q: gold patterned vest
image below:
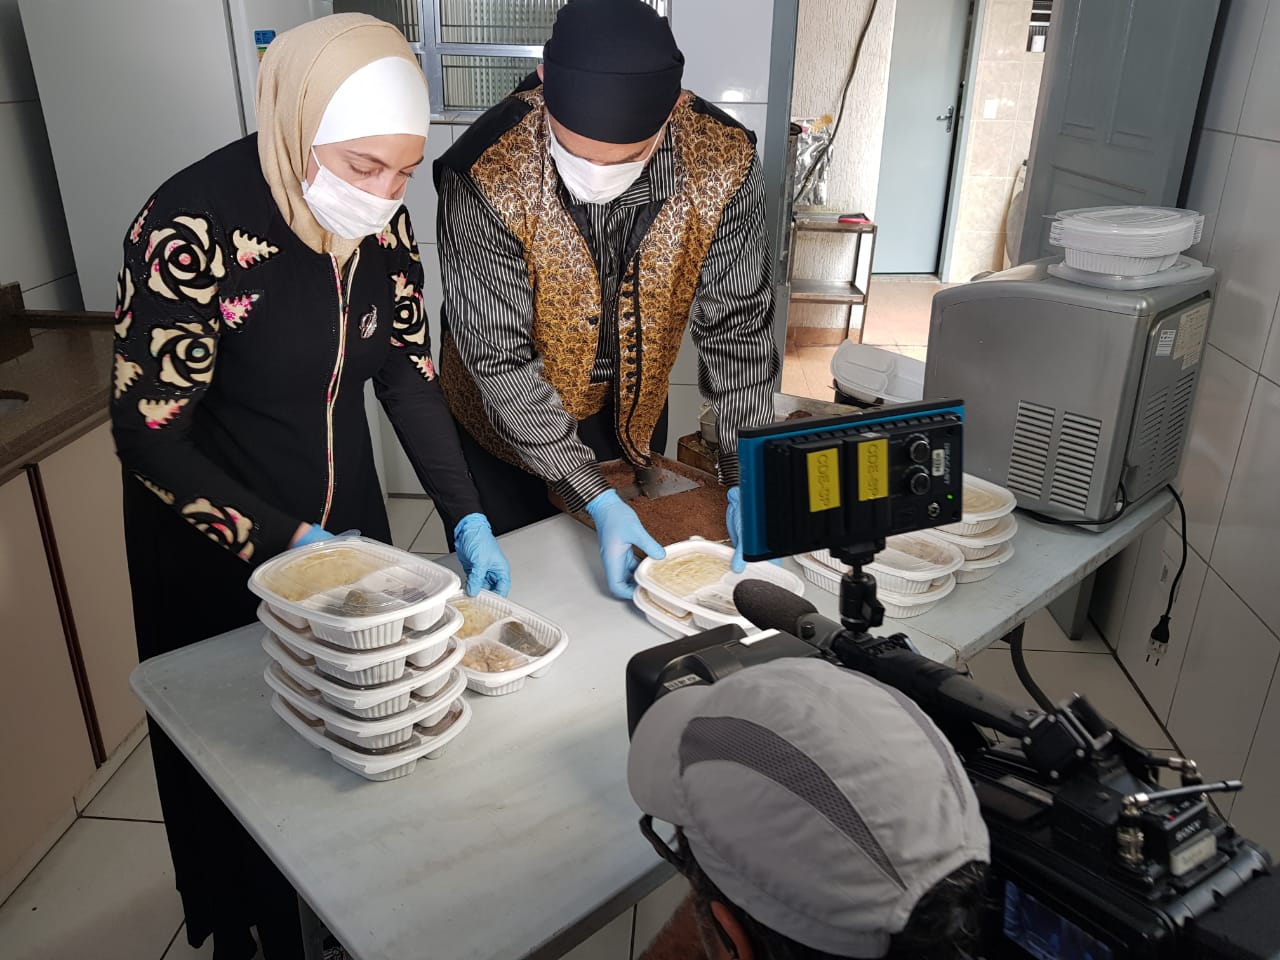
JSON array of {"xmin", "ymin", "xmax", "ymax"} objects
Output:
[{"xmin": 439, "ymin": 87, "xmax": 756, "ymax": 470}]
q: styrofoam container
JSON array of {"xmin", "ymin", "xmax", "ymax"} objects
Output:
[
  {"xmin": 248, "ymin": 537, "xmax": 460, "ymax": 650},
  {"xmin": 265, "ymin": 661, "xmax": 466, "ymax": 751},
  {"xmin": 272, "ymin": 694, "xmax": 472, "ymax": 781},
  {"xmin": 954, "ymin": 540, "xmax": 1016, "ymax": 583},
  {"xmin": 633, "ymin": 587, "xmax": 698, "ymax": 639},
  {"xmin": 452, "ymin": 592, "xmax": 570, "ymax": 696},
  {"xmin": 924, "ymin": 513, "xmax": 1018, "ymax": 560},
  {"xmin": 830, "ymin": 342, "xmax": 924, "ymax": 405},
  {"xmin": 258, "ymin": 602, "xmax": 461, "ymax": 686},
  {"xmin": 634, "ymin": 539, "xmax": 806, "ymax": 631},
  {"xmin": 938, "ymin": 475, "xmax": 1017, "ymax": 536},
  {"xmin": 1063, "ymin": 248, "xmax": 1179, "ymax": 276},
  {"xmin": 878, "ymin": 575, "xmax": 956, "ymax": 619},
  {"xmin": 261, "ymin": 631, "xmax": 465, "ymax": 719}
]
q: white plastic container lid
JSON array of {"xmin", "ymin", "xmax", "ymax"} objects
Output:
[
  {"xmin": 248, "ymin": 537, "xmax": 459, "ymax": 639},
  {"xmin": 1049, "ymin": 206, "xmax": 1204, "ymax": 256},
  {"xmin": 926, "ymin": 513, "xmax": 1019, "ymax": 551},
  {"xmin": 878, "ymin": 573, "xmax": 956, "ymax": 607},
  {"xmin": 257, "ymin": 602, "xmax": 461, "ymax": 673},
  {"xmin": 634, "ymin": 539, "xmax": 805, "ymax": 631},
  {"xmin": 830, "ymin": 342, "xmax": 924, "ymax": 405}
]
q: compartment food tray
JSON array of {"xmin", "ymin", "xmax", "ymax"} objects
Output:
[
  {"xmin": 924, "ymin": 513, "xmax": 1018, "ymax": 560},
  {"xmin": 811, "ymin": 534, "xmax": 964, "ymax": 595},
  {"xmin": 261, "ymin": 631, "xmax": 464, "ymax": 718},
  {"xmin": 272, "ymin": 693, "xmax": 472, "ymax": 781},
  {"xmin": 954, "ymin": 541, "xmax": 1016, "ymax": 583},
  {"xmin": 634, "ymin": 539, "xmax": 805, "ymax": 630},
  {"xmin": 249, "ymin": 536, "xmax": 459, "ymax": 650},
  {"xmin": 878, "ymin": 575, "xmax": 956, "ymax": 619},
  {"xmin": 633, "ymin": 587, "xmax": 698, "ymax": 639},
  {"xmin": 937, "ymin": 475, "xmax": 1017, "ymax": 536},
  {"xmin": 258, "ymin": 602, "xmax": 461, "ymax": 685},
  {"xmin": 452, "ymin": 592, "xmax": 570, "ymax": 696}
]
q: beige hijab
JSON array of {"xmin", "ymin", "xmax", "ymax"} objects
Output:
[{"xmin": 256, "ymin": 13, "xmax": 422, "ymax": 263}]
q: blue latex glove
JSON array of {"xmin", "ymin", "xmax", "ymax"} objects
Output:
[
  {"xmin": 585, "ymin": 490, "xmax": 666, "ymax": 600},
  {"xmin": 293, "ymin": 524, "xmax": 334, "ymax": 548},
  {"xmin": 726, "ymin": 485, "xmax": 746, "ymax": 573},
  {"xmin": 454, "ymin": 513, "xmax": 511, "ymax": 597}
]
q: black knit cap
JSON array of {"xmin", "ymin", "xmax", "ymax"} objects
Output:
[{"xmin": 542, "ymin": 0, "xmax": 685, "ymax": 144}]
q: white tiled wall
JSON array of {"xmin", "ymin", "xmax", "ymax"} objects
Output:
[
  {"xmin": 1093, "ymin": 0, "xmax": 1280, "ymax": 852},
  {"xmin": 0, "ymin": 0, "xmax": 80, "ymax": 309}
]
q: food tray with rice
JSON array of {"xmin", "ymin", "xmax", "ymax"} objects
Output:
[
  {"xmin": 451, "ymin": 593, "xmax": 570, "ymax": 696},
  {"xmin": 248, "ymin": 537, "xmax": 459, "ymax": 650}
]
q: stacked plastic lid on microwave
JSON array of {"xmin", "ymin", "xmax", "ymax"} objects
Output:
[
  {"xmin": 631, "ymin": 538, "xmax": 806, "ymax": 639},
  {"xmin": 794, "ymin": 475, "xmax": 1018, "ymax": 616},
  {"xmin": 249, "ymin": 537, "xmax": 471, "ymax": 782},
  {"xmin": 1047, "ymin": 206, "xmax": 1212, "ymax": 290}
]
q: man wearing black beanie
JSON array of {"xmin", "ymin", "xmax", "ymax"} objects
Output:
[{"xmin": 435, "ymin": 0, "xmax": 779, "ymax": 601}]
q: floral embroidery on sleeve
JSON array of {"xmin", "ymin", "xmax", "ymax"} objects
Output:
[
  {"xmin": 150, "ymin": 321, "xmax": 217, "ymax": 388},
  {"xmin": 133, "ymin": 474, "xmax": 175, "ymax": 505},
  {"xmin": 129, "ymin": 199, "xmax": 154, "ymax": 244},
  {"xmin": 138, "ymin": 397, "xmax": 188, "ymax": 429},
  {"xmin": 145, "ymin": 215, "xmax": 226, "ymax": 304},
  {"xmin": 114, "ymin": 354, "xmax": 142, "ymax": 399},
  {"xmin": 390, "ymin": 271, "xmax": 427, "ymax": 347},
  {"xmin": 232, "ymin": 230, "xmax": 279, "ymax": 269},
  {"xmin": 219, "ymin": 292, "xmax": 261, "ymax": 331},
  {"xmin": 181, "ymin": 497, "xmax": 256, "ymax": 560},
  {"xmin": 408, "ymin": 355, "xmax": 436, "ymax": 381},
  {"xmin": 114, "ymin": 268, "xmax": 135, "ymax": 339}
]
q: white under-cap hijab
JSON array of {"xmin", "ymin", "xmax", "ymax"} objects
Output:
[{"xmin": 312, "ymin": 55, "xmax": 431, "ymax": 146}]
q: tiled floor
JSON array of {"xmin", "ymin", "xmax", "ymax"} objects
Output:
[
  {"xmin": 785, "ymin": 276, "xmax": 951, "ymax": 401},
  {"xmin": 0, "ymin": 508, "xmax": 1175, "ymax": 959}
]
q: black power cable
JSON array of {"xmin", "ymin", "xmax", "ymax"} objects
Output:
[
  {"xmin": 1018, "ymin": 480, "xmax": 1130, "ymax": 528},
  {"xmin": 1148, "ymin": 484, "xmax": 1189, "ymax": 665},
  {"xmin": 1009, "ymin": 626, "xmax": 1054, "ymax": 712}
]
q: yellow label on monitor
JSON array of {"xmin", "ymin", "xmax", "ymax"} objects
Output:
[
  {"xmin": 858, "ymin": 439, "xmax": 889, "ymax": 501},
  {"xmin": 806, "ymin": 448, "xmax": 841, "ymax": 513}
]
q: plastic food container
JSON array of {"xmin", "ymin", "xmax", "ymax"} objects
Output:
[
  {"xmin": 1062, "ymin": 248, "xmax": 1179, "ymax": 276},
  {"xmin": 248, "ymin": 537, "xmax": 460, "ymax": 650},
  {"xmin": 795, "ymin": 552, "xmax": 843, "ymax": 595},
  {"xmin": 633, "ymin": 587, "xmax": 698, "ymax": 639},
  {"xmin": 830, "ymin": 342, "xmax": 925, "ymax": 405},
  {"xmin": 937, "ymin": 475, "xmax": 1017, "ymax": 536},
  {"xmin": 925, "ymin": 513, "xmax": 1018, "ymax": 560},
  {"xmin": 451, "ymin": 592, "xmax": 570, "ymax": 696},
  {"xmin": 1049, "ymin": 207, "xmax": 1203, "ymax": 255},
  {"xmin": 634, "ymin": 539, "xmax": 805, "ymax": 631},
  {"xmin": 954, "ymin": 540, "xmax": 1016, "ymax": 583},
  {"xmin": 265, "ymin": 660, "xmax": 465, "ymax": 752},
  {"xmin": 878, "ymin": 575, "xmax": 956, "ymax": 619},
  {"xmin": 809, "ymin": 535, "xmax": 964, "ymax": 595},
  {"xmin": 261, "ymin": 631, "xmax": 465, "ymax": 719},
  {"xmin": 1047, "ymin": 256, "xmax": 1215, "ymax": 290},
  {"xmin": 258, "ymin": 602, "xmax": 461, "ymax": 686},
  {"xmin": 272, "ymin": 693, "xmax": 472, "ymax": 781}
]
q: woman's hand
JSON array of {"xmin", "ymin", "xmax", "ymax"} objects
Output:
[{"xmin": 454, "ymin": 513, "xmax": 511, "ymax": 596}]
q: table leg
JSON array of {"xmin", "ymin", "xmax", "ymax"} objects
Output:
[
  {"xmin": 1047, "ymin": 572, "xmax": 1098, "ymax": 642},
  {"xmin": 299, "ymin": 897, "xmax": 349, "ymax": 960}
]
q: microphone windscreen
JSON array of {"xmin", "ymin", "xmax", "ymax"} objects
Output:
[{"xmin": 733, "ymin": 579, "xmax": 818, "ymax": 635}]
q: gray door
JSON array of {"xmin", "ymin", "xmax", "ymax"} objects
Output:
[
  {"xmin": 875, "ymin": 0, "xmax": 972, "ymax": 274},
  {"xmin": 1016, "ymin": 0, "xmax": 1221, "ymax": 263}
]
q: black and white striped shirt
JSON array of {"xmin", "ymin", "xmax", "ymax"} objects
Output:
[{"xmin": 437, "ymin": 126, "xmax": 779, "ymax": 512}]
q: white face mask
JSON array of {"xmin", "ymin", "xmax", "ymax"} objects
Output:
[
  {"xmin": 302, "ymin": 152, "xmax": 402, "ymax": 240},
  {"xmin": 548, "ymin": 124, "xmax": 663, "ymax": 205}
]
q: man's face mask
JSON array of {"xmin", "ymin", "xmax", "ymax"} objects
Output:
[
  {"xmin": 302, "ymin": 150, "xmax": 402, "ymax": 240},
  {"xmin": 548, "ymin": 121, "xmax": 664, "ymax": 205}
]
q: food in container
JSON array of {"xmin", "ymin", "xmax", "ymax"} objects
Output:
[
  {"xmin": 633, "ymin": 587, "xmax": 698, "ymax": 639},
  {"xmin": 877, "ymin": 575, "xmax": 956, "ymax": 619},
  {"xmin": 936, "ymin": 475, "xmax": 1017, "ymax": 536},
  {"xmin": 925, "ymin": 513, "xmax": 1018, "ymax": 560},
  {"xmin": 648, "ymin": 553, "xmax": 732, "ymax": 597},
  {"xmin": 248, "ymin": 537, "xmax": 460, "ymax": 650},
  {"xmin": 954, "ymin": 540, "xmax": 1016, "ymax": 583},
  {"xmin": 810, "ymin": 534, "xmax": 964, "ymax": 595},
  {"xmin": 449, "ymin": 591, "xmax": 570, "ymax": 696},
  {"xmin": 453, "ymin": 598, "xmax": 502, "ymax": 639}
]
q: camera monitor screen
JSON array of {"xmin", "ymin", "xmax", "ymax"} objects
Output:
[{"xmin": 1003, "ymin": 881, "xmax": 1113, "ymax": 960}]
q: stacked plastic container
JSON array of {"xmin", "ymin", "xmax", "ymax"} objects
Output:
[
  {"xmin": 450, "ymin": 591, "xmax": 570, "ymax": 696},
  {"xmin": 795, "ymin": 534, "xmax": 964, "ymax": 618},
  {"xmin": 249, "ymin": 537, "xmax": 472, "ymax": 781},
  {"xmin": 1047, "ymin": 206, "xmax": 1211, "ymax": 290},
  {"xmin": 829, "ymin": 342, "xmax": 925, "ymax": 407},
  {"xmin": 920, "ymin": 475, "xmax": 1018, "ymax": 583},
  {"xmin": 631, "ymin": 539, "xmax": 806, "ymax": 639}
]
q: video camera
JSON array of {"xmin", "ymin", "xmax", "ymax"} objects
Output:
[{"xmin": 626, "ymin": 401, "xmax": 1278, "ymax": 960}]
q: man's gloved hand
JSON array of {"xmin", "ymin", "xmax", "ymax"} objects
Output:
[
  {"xmin": 585, "ymin": 490, "xmax": 666, "ymax": 600},
  {"xmin": 292, "ymin": 523, "xmax": 334, "ymax": 548},
  {"xmin": 726, "ymin": 485, "xmax": 745, "ymax": 573},
  {"xmin": 454, "ymin": 513, "xmax": 511, "ymax": 597}
]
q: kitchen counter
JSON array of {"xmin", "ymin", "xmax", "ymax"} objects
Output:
[
  {"xmin": 131, "ymin": 496, "xmax": 1170, "ymax": 960},
  {"xmin": 0, "ymin": 324, "xmax": 112, "ymax": 485}
]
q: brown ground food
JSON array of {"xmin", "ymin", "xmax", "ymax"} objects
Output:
[{"xmin": 553, "ymin": 456, "xmax": 729, "ymax": 545}]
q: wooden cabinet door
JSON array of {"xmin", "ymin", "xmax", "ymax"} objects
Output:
[
  {"xmin": 0, "ymin": 473, "xmax": 95, "ymax": 881},
  {"xmin": 38, "ymin": 423, "xmax": 143, "ymax": 756}
]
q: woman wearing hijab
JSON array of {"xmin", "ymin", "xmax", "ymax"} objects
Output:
[{"xmin": 109, "ymin": 15, "xmax": 507, "ymax": 957}]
